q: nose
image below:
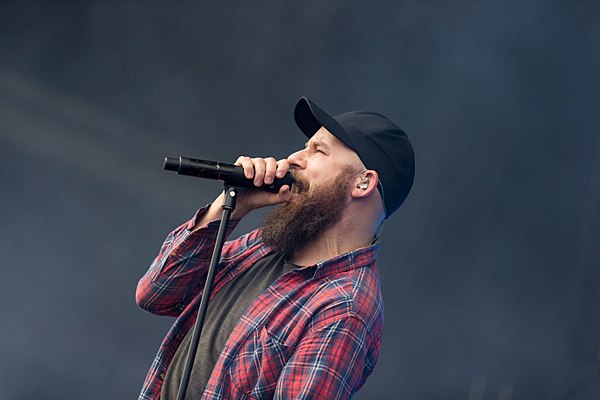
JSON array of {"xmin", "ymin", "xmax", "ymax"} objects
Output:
[{"xmin": 287, "ymin": 147, "xmax": 307, "ymax": 169}]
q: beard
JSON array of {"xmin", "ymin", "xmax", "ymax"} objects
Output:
[{"xmin": 260, "ymin": 168, "xmax": 355, "ymax": 256}]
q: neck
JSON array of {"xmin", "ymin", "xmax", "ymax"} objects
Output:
[{"xmin": 287, "ymin": 212, "xmax": 375, "ymax": 266}]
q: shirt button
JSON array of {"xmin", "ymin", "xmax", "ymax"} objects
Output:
[{"xmin": 160, "ymin": 373, "xmax": 165, "ymax": 380}]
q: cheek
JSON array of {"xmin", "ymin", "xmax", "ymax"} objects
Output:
[{"xmin": 305, "ymin": 157, "xmax": 332, "ymax": 176}]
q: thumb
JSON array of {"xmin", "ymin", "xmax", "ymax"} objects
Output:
[
  {"xmin": 236, "ymin": 184, "xmax": 292, "ymax": 215},
  {"xmin": 255, "ymin": 184, "xmax": 292, "ymax": 208}
]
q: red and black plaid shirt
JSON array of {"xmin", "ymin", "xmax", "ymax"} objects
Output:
[{"xmin": 136, "ymin": 206, "xmax": 384, "ymax": 399}]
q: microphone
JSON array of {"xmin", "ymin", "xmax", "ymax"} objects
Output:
[{"xmin": 163, "ymin": 156, "xmax": 293, "ymax": 193}]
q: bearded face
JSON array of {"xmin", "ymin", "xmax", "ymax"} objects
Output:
[{"xmin": 260, "ymin": 167, "xmax": 355, "ymax": 256}]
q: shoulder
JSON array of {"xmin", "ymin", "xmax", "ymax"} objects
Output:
[{"xmin": 309, "ymin": 263, "xmax": 384, "ymax": 339}]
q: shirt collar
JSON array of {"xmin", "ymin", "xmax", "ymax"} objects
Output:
[{"xmin": 294, "ymin": 242, "xmax": 379, "ymax": 279}]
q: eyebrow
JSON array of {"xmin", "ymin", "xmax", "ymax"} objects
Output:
[{"xmin": 305, "ymin": 138, "xmax": 330, "ymax": 149}]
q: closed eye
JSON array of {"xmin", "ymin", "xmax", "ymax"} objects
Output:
[{"xmin": 305, "ymin": 139, "xmax": 329, "ymax": 155}]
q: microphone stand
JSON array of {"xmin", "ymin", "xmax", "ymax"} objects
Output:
[{"xmin": 175, "ymin": 185, "xmax": 238, "ymax": 400}]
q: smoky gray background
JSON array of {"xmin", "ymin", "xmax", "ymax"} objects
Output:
[{"xmin": 1, "ymin": 1, "xmax": 599, "ymax": 399}]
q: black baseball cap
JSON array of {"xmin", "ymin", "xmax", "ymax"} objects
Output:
[{"xmin": 294, "ymin": 96, "xmax": 415, "ymax": 218}]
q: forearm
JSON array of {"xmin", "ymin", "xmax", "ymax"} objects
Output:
[
  {"xmin": 136, "ymin": 206, "xmax": 232, "ymax": 315},
  {"xmin": 190, "ymin": 191, "xmax": 254, "ymax": 232}
]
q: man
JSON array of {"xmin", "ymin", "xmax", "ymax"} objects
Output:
[{"xmin": 136, "ymin": 97, "xmax": 415, "ymax": 399}]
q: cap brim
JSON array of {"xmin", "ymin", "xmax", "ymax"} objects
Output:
[{"xmin": 293, "ymin": 97, "xmax": 357, "ymax": 152}]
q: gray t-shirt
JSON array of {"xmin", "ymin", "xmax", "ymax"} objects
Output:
[{"xmin": 161, "ymin": 252, "xmax": 295, "ymax": 399}]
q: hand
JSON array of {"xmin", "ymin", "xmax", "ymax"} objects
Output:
[
  {"xmin": 233, "ymin": 156, "xmax": 292, "ymax": 216},
  {"xmin": 193, "ymin": 156, "xmax": 292, "ymax": 230}
]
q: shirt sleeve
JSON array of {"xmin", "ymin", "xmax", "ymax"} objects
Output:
[
  {"xmin": 274, "ymin": 315, "xmax": 377, "ymax": 400},
  {"xmin": 135, "ymin": 205, "xmax": 248, "ymax": 316}
]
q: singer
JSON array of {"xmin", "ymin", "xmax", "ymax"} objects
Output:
[{"xmin": 136, "ymin": 97, "xmax": 415, "ymax": 400}]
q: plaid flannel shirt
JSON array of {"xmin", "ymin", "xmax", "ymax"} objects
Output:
[{"xmin": 136, "ymin": 205, "xmax": 384, "ymax": 400}]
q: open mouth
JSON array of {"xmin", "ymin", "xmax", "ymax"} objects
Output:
[{"xmin": 291, "ymin": 174, "xmax": 308, "ymax": 195}]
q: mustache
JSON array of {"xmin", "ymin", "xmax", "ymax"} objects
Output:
[{"xmin": 290, "ymin": 170, "xmax": 309, "ymax": 194}]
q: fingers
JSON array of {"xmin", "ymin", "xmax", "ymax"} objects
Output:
[
  {"xmin": 235, "ymin": 156, "xmax": 290, "ymax": 188},
  {"xmin": 252, "ymin": 158, "xmax": 267, "ymax": 186},
  {"xmin": 275, "ymin": 159, "xmax": 290, "ymax": 179},
  {"xmin": 236, "ymin": 156, "xmax": 255, "ymax": 180}
]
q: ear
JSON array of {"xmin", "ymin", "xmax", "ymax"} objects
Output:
[{"xmin": 351, "ymin": 170, "xmax": 379, "ymax": 199}]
